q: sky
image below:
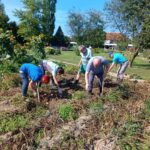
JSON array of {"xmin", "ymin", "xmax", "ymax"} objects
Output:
[{"xmin": 2, "ymin": 0, "xmax": 110, "ymax": 35}]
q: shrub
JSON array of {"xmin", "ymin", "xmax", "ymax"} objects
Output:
[
  {"xmin": 0, "ymin": 73, "xmax": 21, "ymax": 91},
  {"xmin": 45, "ymin": 46, "xmax": 61, "ymax": 55},
  {"xmin": 59, "ymin": 104, "xmax": 77, "ymax": 121},
  {"xmin": 0, "ymin": 29, "xmax": 16, "ymax": 59},
  {"xmin": 45, "ymin": 46, "xmax": 55, "ymax": 55},
  {"xmin": 27, "ymin": 35, "xmax": 45, "ymax": 60}
]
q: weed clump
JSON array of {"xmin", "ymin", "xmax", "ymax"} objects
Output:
[
  {"xmin": 59, "ymin": 104, "xmax": 77, "ymax": 121},
  {"xmin": 72, "ymin": 91, "xmax": 86, "ymax": 100},
  {"xmin": 0, "ymin": 114, "xmax": 29, "ymax": 134}
]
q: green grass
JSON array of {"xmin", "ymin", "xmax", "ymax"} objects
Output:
[
  {"xmin": 47, "ymin": 50, "xmax": 150, "ymax": 80},
  {"xmin": 0, "ymin": 114, "xmax": 29, "ymax": 134}
]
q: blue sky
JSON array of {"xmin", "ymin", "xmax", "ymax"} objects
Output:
[{"xmin": 2, "ymin": 0, "xmax": 110, "ymax": 35}]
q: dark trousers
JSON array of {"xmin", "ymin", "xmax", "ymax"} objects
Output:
[
  {"xmin": 19, "ymin": 72, "xmax": 29, "ymax": 96},
  {"xmin": 88, "ymin": 71, "xmax": 103, "ymax": 93}
]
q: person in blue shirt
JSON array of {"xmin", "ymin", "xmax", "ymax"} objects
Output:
[
  {"xmin": 19, "ymin": 63, "xmax": 45, "ymax": 97},
  {"xmin": 74, "ymin": 45, "xmax": 93, "ymax": 84},
  {"xmin": 85, "ymin": 56, "xmax": 110, "ymax": 96},
  {"xmin": 108, "ymin": 52, "xmax": 129, "ymax": 82}
]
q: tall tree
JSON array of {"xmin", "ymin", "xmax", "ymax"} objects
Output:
[
  {"xmin": 84, "ymin": 10, "xmax": 105, "ymax": 47},
  {"xmin": 68, "ymin": 11, "xmax": 85, "ymax": 43},
  {"xmin": 68, "ymin": 10, "xmax": 105, "ymax": 47},
  {"xmin": 105, "ymin": 0, "xmax": 150, "ymax": 66},
  {"xmin": 0, "ymin": 0, "xmax": 9, "ymax": 30},
  {"xmin": 52, "ymin": 26, "xmax": 69, "ymax": 46},
  {"xmin": 15, "ymin": 0, "xmax": 57, "ymax": 41}
]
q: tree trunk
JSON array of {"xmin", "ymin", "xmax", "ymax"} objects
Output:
[{"xmin": 129, "ymin": 48, "xmax": 139, "ymax": 67}]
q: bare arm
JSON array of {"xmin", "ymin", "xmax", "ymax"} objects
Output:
[
  {"xmin": 107, "ymin": 62, "xmax": 115, "ymax": 73},
  {"xmin": 53, "ymin": 76, "xmax": 59, "ymax": 87},
  {"xmin": 29, "ymin": 80, "xmax": 37, "ymax": 93},
  {"xmin": 85, "ymin": 72, "xmax": 89, "ymax": 90},
  {"xmin": 104, "ymin": 64, "xmax": 110, "ymax": 78}
]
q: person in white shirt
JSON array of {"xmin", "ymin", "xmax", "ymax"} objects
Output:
[
  {"xmin": 74, "ymin": 45, "xmax": 93, "ymax": 84},
  {"xmin": 40, "ymin": 60, "xmax": 64, "ymax": 96}
]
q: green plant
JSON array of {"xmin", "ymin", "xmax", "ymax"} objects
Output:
[
  {"xmin": 106, "ymin": 90, "xmax": 120, "ymax": 102},
  {"xmin": 59, "ymin": 104, "xmax": 77, "ymax": 121},
  {"xmin": 72, "ymin": 91, "xmax": 86, "ymax": 100},
  {"xmin": 27, "ymin": 35, "xmax": 45, "ymax": 60},
  {"xmin": 0, "ymin": 29, "xmax": 16, "ymax": 59},
  {"xmin": 45, "ymin": 46, "xmax": 55, "ymax": 55},
  {"xmin": 88, "ymin": 101, "xmax": 103, "ymax": 115},
  {"xmin": 0, "ymin": 114, "xmax": 29, "ymax": 134},
  {"xmin": 0, "ymin": 73, "xmax": 21, "ymax": 91}
]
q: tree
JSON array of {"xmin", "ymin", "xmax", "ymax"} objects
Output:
[
  {"xmin": 15, "ymin": 0, "xmax": 57, "ymax": 41},
  {"xmin": 105, "ymin": 0, "xmax": 150, "ymax": 66},
  {"xmin": 68, "ymin": 11, "xmax": 85, "ymax": 43},
  {"xmin": 0, "ymin": 0, "xmax": 9, "ymax": 31},
  {"xmin": 83, "ymin": 10, "xmax": 105, "ymax": 47},
  {"xmin": 68, "ymin": 10, "xmax": 105, "ymax": 47},
  {"xmin": 52, "ymin": 26, "xmax": 69, "ymax": 46}
]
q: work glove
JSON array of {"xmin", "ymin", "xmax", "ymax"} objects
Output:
[{"xmin": 58, "ymin": 87, "xmax": 62, "ymax": 97}]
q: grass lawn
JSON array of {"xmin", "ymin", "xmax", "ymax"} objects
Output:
[{"xmin": 47, "ymin": 50, "xmax": 150, "ymax": 80}]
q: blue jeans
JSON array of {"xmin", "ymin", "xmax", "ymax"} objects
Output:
[
  {"xmin": 88, "ymin": 71, "xmax": 103, "ymax": 93},
  {"xmin": 19, "ymin": 72, "xmax": 29, "ymax": 96}
]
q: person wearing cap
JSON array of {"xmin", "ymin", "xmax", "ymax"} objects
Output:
[
  {"xmin": 85, "ymin": 56, "xmax": 110, "ymax": 96},
  {"xmin": 108, "ymin": 52, "xmax": 129, "ymax": 82},
  {"xmin": 74, "ymin": 45, "xmax": 93, "ymax": 84},
  {"xmin": 39, "ymin": 60, "xmax": 64, "ymax": 96},
  {"xmin": 19, "ymin": 63, "xmax": 45, "ymax": 97}
]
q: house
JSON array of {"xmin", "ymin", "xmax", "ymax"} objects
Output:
[{"xmin": 104, "ymin": 32, "xmax": 126, "ymax": 50}]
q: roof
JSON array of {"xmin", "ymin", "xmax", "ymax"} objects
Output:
[{"xmin": 106, "ymin": 33, "xmax": 125, "ymax": 41}]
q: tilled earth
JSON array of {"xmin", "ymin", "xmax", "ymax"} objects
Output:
[{"xmin": 0, "ymin": 74, "xmax": 150, "ymax": 150}]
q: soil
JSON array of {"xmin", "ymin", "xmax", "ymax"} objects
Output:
[{"xmin": 0, "ymin": 74, "xmax": 150, "ymax": 149}]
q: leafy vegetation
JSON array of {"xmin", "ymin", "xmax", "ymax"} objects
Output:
[
  {"xmin": 0, "ymin": 114, "xmax": 29, "ymax": 134},
  {"xmin": 59, "ymin": 104, "xmax": 77, "ymax": 121}
]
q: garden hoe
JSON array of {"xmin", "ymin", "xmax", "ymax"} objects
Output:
[{"xmin": 36, "ymin": 82, "xmax": 40, "ymax": 102}]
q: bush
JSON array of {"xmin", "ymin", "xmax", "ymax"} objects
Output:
[
  {"xmin": 45, "ymin": 46, "xmax": 55, "ymax": 55},
  {"xmin": 0, "ymin": 60, "xmax": 19, "ymax": 73},
  {"xmin": 45, "ymin": 46, "xmax": 61, "ymax": 55},
  {"xmin": 59, "ymin": 104, "xmax": 77, "ymax": 121},
  {"xmin": 0, "ymin": 29, "xmax": 16, "ymax": 59},
  {"xmin": 0, "ymin": 73, "xmax": 21, "ymax": 91},
  {"xmin": 27, "ymin": 35, "xmax": 45, "ymax": 60}
]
